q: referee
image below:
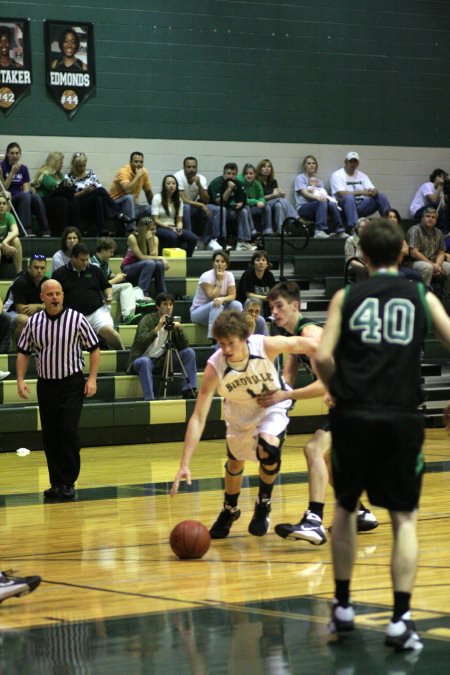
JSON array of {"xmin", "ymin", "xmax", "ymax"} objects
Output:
[{"xmin": 16, "ymin": 279, "xmax": 100, "ymax": 500}]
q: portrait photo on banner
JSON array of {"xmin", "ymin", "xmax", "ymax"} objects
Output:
[
  {"xmin": 44, "ymin": 20, "xmax": 95, "ymax": 118},
  {"xmin": 0, "ymin": 18, "xmax": 32, "ymax": 114}
]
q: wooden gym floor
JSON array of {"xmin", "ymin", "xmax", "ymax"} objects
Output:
[{"xmin": 0, "ymin": 429, "xmax": 449, "ymax": 674}]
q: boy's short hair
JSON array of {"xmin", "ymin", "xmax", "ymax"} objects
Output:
[
  {"xmin": 96, "ymin": 236, "xmax": 116, "ymax": 253},
  {"xmin": 359, "ymin": 219, "xmax": 404, "ymax": 267},
  {"xmin": 212, "ymin": 310, "xmax": 250, "ymax": 341},
  {"xmin": 267, "ymin": 281, "xmax": 300, "ymax": 304},
  {"xmin": 155, "ymin": 292, "xmax": 175, "ymax": 306}
]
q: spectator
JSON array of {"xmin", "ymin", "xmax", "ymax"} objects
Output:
[
  {"xmin": 0, "ymin": 193, "xmax": 22, "ymax": 274},
  {"xmin": 175, "ymin": 156, "xmax": 225, "ymax": 251},
  {"xmin": 344, "ymin": 217, "xmax": 370, "ymax": 283},
  {"xmin": 0, "ymin": 142, "xmax": 49, "ymax": 236},
  {"xmin": 255, "ymin": 159, "xmax": 299, "ymax": 233},
  {"xmin": 109, "ymin": 151, "xmax": 153, "ymax": 229},
  {"xmin": 406, "ymin": 207, "xmax": 450, "ymax": 291},
  {"xmin": 120, "ymin": 216, "xmax": 168, "ymax": 299},
  {"xmin": 91, "ymin": 236, "xmax": 144, "ymax": 325},
  {"xmin": 53, "ymin": 243, "xmax": 124, "ymax": 350},
  {"xmin": 51, "ymin": 226, "xmax": 83, "ymax": 273},
  {"xmin": 190, "ymin": 250, "xmax": 242, "ymax": 338},
  {"xmin": 151, "ymin": 175, "xmax": 198, "ymax": 257},
  {"xmin": 409, "ymin": 168, "xmax": 448, "ymax": 233},
  {"xmin": 295, "ymin": 154, "xmax": 345, "ymax": 238},
  {"xmin": 67, "ymin": 152, "xmax": 130, "ymax": 236},
  {"xmin": 127, "ymin": 292, "xmax": 198, "ymax": 400},
  {"xmin": 5, "ymin": 253, "xmax": 47, "ymax": 343},
  {"xmin": 0, "ymin": 296, "xmax": 12, "ymax": 358},
  {"xmin": 330, "ymin": 151, "xmax": 390, "ymax": 230},
  {"xmin": 386, "ymin": 209, "xmax": 421, "ymax": 282},
  {"xmin": 243, "ymin": 298, "xmax": 269, "ymax": 336},
  {"xmin": 237, "ymin": 249, "xmax": 276, "ymax": 318},
  {"xmin": 33, "ymin": 151, "xmax": 80, "ymax": 236},
  {"xmin": 238, "ymin": 163, "xmax": 271, "ymax": 235},
  {"xmin": 208, "ymin": 163, "xmax": 255, "ymax": 251}
]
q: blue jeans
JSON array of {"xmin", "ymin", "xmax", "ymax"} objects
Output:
[
  {"xmin": 122, "ymin": 259, "xmax": 167, "ymax": 295},
  {"xmin": 191, "ymin": 300, "xmax": 243, "ymax": 338},
  {"xmin": 12, "ymin": 191, "xmax": 49, "ymax": 235},
  {"xmin": 297, "ymin": 200, "xmax": 343, "ymax": 232},
  {"xmin": 113, "ymin": 195, "xmax": 152, "ymax": 230},
  {"xmin": 183, "ymin": 203, "xmax": 227, "ymax": 243},
  {"xmin": 226, "ymin": 208, "xmax": 252, "ymax": 242},
  {"xmin": 339, "ymin": 194, "xmax": 390, "ymax": 229},
  {"xmin": 132, "ymin": 347, "xmax": 198, "ymax": 400},
  {"xmin": 249, "ymin": 204, "xmax": 272, "ymax": 235},
  {"xmin": 267, "ymin": 198, "xmax": 298, "ymax": 232},
  {"xmin": 156, "ymin": 227, "xmax": 198, "ymax": 256}
]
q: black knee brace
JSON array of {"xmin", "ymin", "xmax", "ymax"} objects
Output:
[
  {"xmin": 224, "ymin": 460, "xmax": 244, "ymax": 477},
  {"xmin": 256, "ymin": 436, "xmax": 282, "ymax": 476}
]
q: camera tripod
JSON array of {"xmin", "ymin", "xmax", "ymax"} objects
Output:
[{"xmin": 158, "ymin": 331, "xmax": 196, "ymax": 399}]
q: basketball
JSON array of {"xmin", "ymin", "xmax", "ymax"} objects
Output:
[{"xmin": 170, "ymin": 520, "xmax": 211, "ymax": 559}]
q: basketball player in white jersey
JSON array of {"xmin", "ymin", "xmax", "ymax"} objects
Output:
[{"xmin": 170, "ymin": 310, "xmax": 318, "ymax": 538}]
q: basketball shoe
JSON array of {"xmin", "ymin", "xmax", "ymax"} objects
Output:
[
  {"xmin": 385, "ymin": 614, "xmax": 423, "ymax": 651},
  {"xmin": 248, "ymin": 497, "xmax": 271, "ymax": 536},
  {"xmin": 209, "ymin": 503, "xmax": 241, "ymax": 539},
  {"xmin": 329, "ymin": 599, "xmax": 355, "ymax": 634},
  {"xmin": 275, "ymin": 510, "xmax": 327, "ymax": 545},
  {"xmin": 357, "ymin": 506, "xmax": 379, "ymax": 532},
  {"xmin": 0, "ymin": 571, "xmax": 41, "ymax": 603}
]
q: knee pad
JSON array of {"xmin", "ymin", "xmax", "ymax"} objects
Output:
[
  {"xmin": 256, "ymin": 436, "xmax": 282, "ymax": 476},
  {"xmin": 224, "ymin": 460, "xmax": 244, "ymax": 477}
]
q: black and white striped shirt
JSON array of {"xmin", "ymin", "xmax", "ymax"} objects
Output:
[{"xmin": 17, "ymin": 308, "xmax": 99, "ymax": 380}]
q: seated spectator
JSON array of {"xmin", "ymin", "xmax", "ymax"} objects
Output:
[
  {"xmin": 0, "ymin": 297, "xmax": 12, "ymax": 358},
  {"xmin": 52, "ymin": 243, "xmax": 124, "ymax": 349},
  {"xmin": 127, "ymin": 292, "xmax": 198, "ymax": 400},
  {"xmin": 151, "ymin": 175, "xmax": 198, "ymax": 257},
  {"xmin": 409, "ymin": 168, "xmax": 448, "ymax": 233},
  {"xmin": 238, "ymin": 163, "xmax": 271, "ymax": 235},
  {"xmin": 344, "ymin": 217, "xmax": 370, "ymax": 283},
  {"xmin": 306, "ymin": 176, "xmax": 338, "ymax": 204},
  {"xmin": 237, "ymin": 249, "xmax": 276, "ymax": 318},
  {"xmin": 330, "ymin": 151, "xmax": 390, "ymax": 230},
  {"xmin": 121, "ymin": 216, "xmax": 168, "ymax": 299},
  {"xmin": 91, "ymin": 236, "xmax": 145, "ymax": 325},
  {"xmin": 406, "ymin": 208, "xmax": 450, "ymax": 291},
  {"xmin": 255, "ymin": 158, "xmax": 299, "ymax": 233},
  {"xmin": 33, "ymin": 151, "xmax": 80, "ymax": 236},
  {"xmin": 175, "ymin": 156, "xmax": 226, "ymax": 251},
  {"xmin": 0, "ymin": 193, "xmax": 22, "ymax": 274},
  {"xmin": 0, "ymin": 142, "xmax": 49, "ymax": 236},
  {"xmin": 295, "ymin": 154, "xmax": 345, "ymax": 238},
  {"xmin": 51, "ymin": 226, "xmax": 83, "ymax": 273},
  {"xmin": 386, "ymin": 209, "xmax": 421, "ymax": 282},
  {"xmin": 243, "ymin": 298, "xmax": 269, "ymax": 336},
  {"xmin": 109, "ymin": 151, "xmax": 153, "ymax": 230},
  {"xmin": 67, "ymin": 152, "xmax": 130, "ymax": 236},
  {"xmin": 190, "ymin": 250, "xmax": 242, "ymax": 338},
  {"xmin": 208, "ymin": 163, "xmax": 255, "ymax": 251},
  {"xmin": 5, "ymin": 254, "xmax": 47, "ymax": 343}
]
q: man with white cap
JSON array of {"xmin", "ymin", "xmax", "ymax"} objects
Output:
[{"xmin": 330, "ymin": 152, "xmax": 390, "ymax": 230}]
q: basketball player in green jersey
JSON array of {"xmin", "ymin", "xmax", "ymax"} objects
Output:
[{"xmin": 315, "ymin": 218, "xmax": 450, "ymax": 651}]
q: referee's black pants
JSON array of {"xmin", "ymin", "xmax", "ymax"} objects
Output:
[{"xmin": 37, "ymin": 372, "xmax": 85, "ymax": 487}]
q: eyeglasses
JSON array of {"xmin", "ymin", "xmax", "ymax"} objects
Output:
[{"xmin": 31, "ymin": 254, "xmax": 46, "ymax": 261}]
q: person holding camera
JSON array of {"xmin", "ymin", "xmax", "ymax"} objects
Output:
[
  {"xmin": 127, "ymin": 292, "xmax": 198, "ymax": 400},
  {"xmin": 409, "ymin": 168, "xmax": 449, "ymax": 234}
]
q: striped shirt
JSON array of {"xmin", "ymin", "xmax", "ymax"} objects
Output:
[
  {"xmin": 407, "ymin": 223, "xmax": 445, "ymax": 262},
  {"xmin": 17, "ymin": 308, "xmax": 99, "ymax": 380}
]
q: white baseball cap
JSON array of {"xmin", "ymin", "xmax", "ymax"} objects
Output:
[{"xmin": 345, "ymin": 151, "xmax": 360, "ymax": 161}]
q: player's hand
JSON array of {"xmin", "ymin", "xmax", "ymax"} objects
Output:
[
  {"xmin": 256, "ymin": 390, "xmax": 288, "ymax": 407},
  {"xmin": 323, "ymin": 392, "xmax": 336, "ymax": 409},
  {"xmin": 170, "ymin": 465, "xmax": 191, "ymax": 496}
]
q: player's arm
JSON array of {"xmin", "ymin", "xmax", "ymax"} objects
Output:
[
  {"xmin": 170, "ymin": 364, "xmax": 219, "ymax": 496},
  {"xmin": 426, "ymin": 291, "xmax": 450, "ymax": 351},
  {"xmin": 314, "ymin": 289, "xmax": 345, "ymax": 389},
  {"xmin": 263, "ymin": 334, "xmax": 319, "ymax": 362}
]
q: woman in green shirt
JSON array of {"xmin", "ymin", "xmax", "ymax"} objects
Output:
[
  {"xmin": 238, "ymin": 163, "xmax": 272, "ymax": 236},
  {"xmin": 34, "ymin": 151, "xmax": 80, "ymax": 236},
  {"xmin": 0, "ymin": 195, "xmax": 22, "ymax": 274}
]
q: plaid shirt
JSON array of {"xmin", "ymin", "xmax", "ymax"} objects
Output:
[{"xmin": 407, "ymin": 223, "xmax": 445, "ymax": 262}]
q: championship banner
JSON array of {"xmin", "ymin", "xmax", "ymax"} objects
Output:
[
  {"xmin": 0, "ymin": 19, "xmax": 32, "ymax": 115},
  {"xmin": 44, "ymin": 20, "xmax": 95, "ymax": 118}
]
